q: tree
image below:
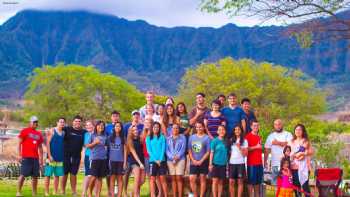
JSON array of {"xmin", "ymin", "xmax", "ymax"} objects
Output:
[
  {"xmin": 177, "ymin": 57, "xmax": 327, "ymax": 137},
  {"xmin": 200, "ymin": 0, "xmax": 350, "ymax": 45},
  {"xmin": 24, "ymin": 63, "xmax": 144, "ymax": 126}
]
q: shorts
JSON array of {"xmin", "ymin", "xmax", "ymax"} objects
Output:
[
  {"xmin": 149, "ymin": 161, "xmax": 167, "ymax": 176},
  {"xmin": 211, "ymin": 164, "xmax": 226, "ymax": 179},
  {"xmin": 84, "ymin": 155, "xmax": 90, "ymax": 176},
  {"xmin": 21, "ymin": 158, "xmax": 40, "ymax": 177},
  {"xmin": 44, "ymin": 161, "xmax": 64, "ymax": 177},
  {"xmin": 109, "ymin": 161, "xmax": 124, "ymax": 175},
  {"xmin": 189, "ymin": 159, "xmax": 209, "ymax": 175},
  {"xmin": 90, "ymin": 159, "xmax": 108, "ymax": 177},
  {"xmin": 63, "ymin": 155, "xmax": 81, "ymax": 175},
  {"xmin": 167, "ymin": 159, "xmax": 185, "ymax": 176},
  {"xmin": 247, "ymin": 165, "xmax": 263, "ymax": 185},
  {"xmin": 229, "ymin": 164, "xmax": 246, "ymax": 179}
]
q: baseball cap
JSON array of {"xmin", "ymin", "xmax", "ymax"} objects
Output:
[
  {"xmin": 30, "ymin": 116, "xmax": 39, "ymax": 122},
  {"xmin": 131, "ymin": 110, "xmax": 140, "ymax": 116}
]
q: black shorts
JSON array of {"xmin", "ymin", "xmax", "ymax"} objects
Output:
[
  {"xmin": 190, "ymin": 160, "xmax": 209, "ymax": 175},
  {"xmin": 109, "ymin": 161, "xmax": 124, "ymax": 175},
  {"xmin": 211, "ymin": 164, "xmax": 226, "ymax": 179},
  {"xmin": 229, "ymin": 164, "xmax": 246, "ymax": 179},
  {"xmin": 149, "ymin": 161, "xmax": 167, "ymax": 176},
  {"xmin": 84, "ymin": 155, "xmax": 90, "ymax": 176},
  {"xmin": 63, "ymin": 155, "xmax": 81, "ymax": 175},
  {"xmin": 21, "ymin": 158, "xmax": 40, "ymax": 177},
  {"xmin": 90, "ymin": 159, "xmax": 108, "ymax": 178}
]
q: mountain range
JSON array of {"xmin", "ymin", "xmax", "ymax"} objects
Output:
[{"xmin": 1, "ymin": 10, "xmax": 349, "ymax": 110}]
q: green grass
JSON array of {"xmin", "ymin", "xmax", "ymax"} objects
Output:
[{"xmin": 0, "ymin": 174, "xmax": 277, "ymax": 197}]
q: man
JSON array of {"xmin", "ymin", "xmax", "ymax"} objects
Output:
[
  {"xmin": 217, "ymin": 94, "xmax": 226, "ymax": 109},
  {"xmin": 16, "ymin": 116, "xmax": 44, "ymax": 197},
  {"xmin": 264, "ymin": 119, "xmax": 293, "ymax": 185},
  {"xmin": 241, "ymin": 98, "xmax": 257, "ymax": 132},
  {"xmin": 246, "ymin": 120, "xmax": 263, "ymax": 197},
  {"xmin": 139, "ymin": 91, "xmax": 159, "ymax": 121},
  {"xmin": 189, "ymin": 92, "xmax": 210, "ymax": 127},
  {"xmin": 221, "ymin": 93, "xmax": 246, "ymax": 138},
  {"xmin": 62, "ymin": 115, "xmax": 86, "ymax": 196},
  {"xmin": 106, "ymin": 110, "xmax": 121, "ymax": 136}
]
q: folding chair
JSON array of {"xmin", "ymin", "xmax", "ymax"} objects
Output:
[{"xmin": 315, "ymin": 168, "xmax": 343, "ymax": 197}]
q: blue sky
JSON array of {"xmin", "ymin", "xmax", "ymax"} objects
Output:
[{"xmin": 0, "ymin": 0, "xmax": 286, "ymax": 27}]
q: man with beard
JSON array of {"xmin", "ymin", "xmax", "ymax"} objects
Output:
[{"xmin": 264, "ymin": 119, "xmax": 293, "ymax": 185}]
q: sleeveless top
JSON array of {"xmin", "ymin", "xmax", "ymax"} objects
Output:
[
  {"xmin": 129, "ymin": 138, "xmax": 145, "ymax": 165},
  {"xmin": 50, "ymin": 128, "xmax": 64, "ymax": 162}
]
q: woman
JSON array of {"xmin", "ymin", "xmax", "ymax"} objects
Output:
[
  {"xmin": 209, "ymin": 125, "xmax": 228, "ymax": 197},
  {"xmin": 176, "ymin": 102, "xmax": 190, "ymax": 136},
  {"xmin": 82, "ymin": 120, "xmax": 94, "ymax": 197},
  {"xmin": 162, "ymin": 104, "xmax": 180, "ymax": 136},
  {"xmin": 153, "ymin": 104, "xmax": 165, "ymax": 123},
  {"xmin": 146, "ymin": 122, "xmax": 168, "ymax": 197},
  {"xmin": 108, "ymin": 122, "xmax": 127, "ymax": 197},
  {"xmin": 166, "ymin": 124, "xmax": 186, "ymax": 197},
  {"xmin": 204, "ymin": 99, "xmax": 226, "ymax": 139},
  {"xmin": 144, "ymin": 104, "xmax": 155, "ymax": 122},
  {"xmin": 289, "ymin": 124, "xmax": 313, "ymax": 197},
  {"xmin": 86, "ymin": 120, "xmax": 108, "ymax": 197},
  {"xmin": 126, "ymin": 125, "xmax": 146, "ymax": 197},
  {"xmin": 188, "ymin": 121, "xmax": 211, "ymax": 197},
  {"xmin": 228, "ymin": 125, "xmax": 248, "ymax": 197},
  {"xmin": 165, "ymin": 97, "xmax": 175, "ymax": 105}
]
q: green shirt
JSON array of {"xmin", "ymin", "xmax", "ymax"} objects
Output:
[{"xmin": 210, "ymin": 137, "xmax": 228, "ymax": 166}]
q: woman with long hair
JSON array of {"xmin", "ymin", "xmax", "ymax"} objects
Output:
[
  {"xmin": 108, "ymin": 122, "xmax": 126, "ymax": 197},
  {"xmin": 288, "ymin": 124, "xmax": 313, "ymax": 197},
  {"xmin": 126, "ymin": 125, "xmax": 146, "ymax": 197},
  {"xmin": 176, "ymin": 102, "xmax": 190, "ymax": 136},
  {"xmin": 153, "ymin": 104, "xmax": 165, "ymax": 123},
  {"xmin": 82, "ymin": 120, "xmax": 94, "ymax": 197},
  {"xmin": 146, "ymin": 122, "xmax": 168, "ymax": 197},
  {"xmin": 161, "ymin": 104, "xmax": 180, "ymax": 137}
]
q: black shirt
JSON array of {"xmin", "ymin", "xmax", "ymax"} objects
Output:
[{"xmin": 63, "ymin": 126, "xmax": 86, "ymax": 157}]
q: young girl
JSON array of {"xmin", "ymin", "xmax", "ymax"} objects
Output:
[
  {"xmin": 86, "ymin": 120, "xmax": 108, "ymax": 197},
  {"xmin": 283, "ymin": 145, "xmax": 292, "ymax": 161},
  {"xmin": 209, "ymin": 125, "xmax": 228, "ymax": 197},
  {"xmin": 146, "ymin": 122, "xmax": 168, "ymax": 197},
  {"xmin": 204, "ymin": 100, "xmax": 226, "ymax": 139},
  {"xmin": 44, "ymin": 117, "xmax": 65, "ymax": 196},
  {"xmin": 176, "ymin": 102, "xmax": 190, "ymax": 136},
  {"xmin": 108, "ymin": 122, "xmax": 126, "ymax": 197},
  {"xmin": 188, "ymin": 121, "xmax": 211, "ymax": 197},
  {"xmin": 276, "ymin": 158, "xmax": 294, "ymax": 197},
  {"xmin": 82, "ymin": 120, "xmax": 94, "ymax": 197},
  {"xmin": 126, "ymin": 125, "xmax": 146, "ymax": 197},
  {"xmin": 229, "ymin": 125, "xmax": 248, "ymax": 197},
  {"xmin": 161, "ymin": 104, "xmax": 180, "ymax": 137}
]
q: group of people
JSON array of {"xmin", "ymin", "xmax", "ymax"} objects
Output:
[{"xmin": 16, "ymin": 91, "xmax": 314, "ymax": 197}]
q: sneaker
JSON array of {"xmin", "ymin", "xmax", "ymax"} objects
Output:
[{"xmin": 15, "ymin": 192, "xmax": 23, "ymax": 197}]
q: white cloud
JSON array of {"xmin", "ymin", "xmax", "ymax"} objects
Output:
[{"xmin": 0, "ymin": 0, "xmax": 282, "ymax": 27}]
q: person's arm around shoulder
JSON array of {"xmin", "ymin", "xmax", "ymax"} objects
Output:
[{"xmin": 86, "ymin": 134, "xmax": 99, "ymax": 149}]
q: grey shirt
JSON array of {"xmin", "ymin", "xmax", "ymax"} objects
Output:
[
  {"xmin": 89, "ymin": 133, "xmax": 108, "ymax": 160},
  {"xmin": 188, "ymin": 134, "xmax": 211, "ymax": 162}
]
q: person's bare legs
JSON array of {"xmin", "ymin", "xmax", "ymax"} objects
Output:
[
  {"xmin": 16, "ymin": 175, "xmax": 25, "ymax": 196},
  {"xmin": 95, "ymin": 178, "xmax": 102, "ymax": 197},
  {"xmin": 150, "ymin": 176, "xmax": 157, "ymax": 197},
  {"xmin": 82, "ymin": 175, "xmax": 91, "ymax": 197},
  {"xmin": 88, "ymin": 176, "xmax": 96, "ymax": 197},
  {"xmin": 116, "ymin": 175, "xmax": 124, "ymax": 197},
  {"xmin": 199, "ymin": 174, "xmax": 207, "ymax": 197},
  {"xmin": 44, "ymin": 176, "xmax": 50, "ymax": 195},
  {"xmin": 229, "ymin": 179, "xmax": 236, "ymax": 197},
  {"xmin": 106, "ymin": 176, "xmax": 111, "ymax": 197},
  {"xmin": 254, "ymin": 185, "xmax": 260, "ymax": 197},
  {"xmin": 217, "ymin": 179, "xmax": 223, "ymax": 197},
  {"xmin": 123, "ymin": 169, "xmax": 130, "ymax": 196},
  {"xmin": 212, "ymin": 178, "xmax": 218, "ymax": 197},
  {"xmin": 32, "ymin": 177, "xmax": 38, "ymax": 196},
  {"xmin": 237, "ymin": 179, "xmax": 244, "ymax": 197},
  {"xmin": 176, "ymin": 175, "xmax": 183, "ymax": 197},
  {"xmin": 132, "ymin": 167, "xmax": 141, "ymax": 197},
  {"xmin": 53, "ymin": 176, "xmax": 59, "ymax": 194},
  {"xmin": 155, "ymin": 178, "xmax": 163, "ymax": 197},
  {"xmin": 171, "ymin": 176, "xmax": 177, "ymax": 197},
  {"xmin": 61, "ymin": 174, "xmax": 68, "ymax": 195},
  {"xmin": 70, "ymin": 175, "xmax": 77, "ymax": 195},
  {"xmin": 159, "ymin": 175, "xmax": 168, "ymax": 197},
  {"xmin": 189, "ymin": 175, "xmax": 198, "ymax": 197},
  {"xmin": 110, "ymin": 175, "xmax": 116, "ymax": 197},
  {"xmin": 248, "ymin": 185, "xmax": 254, "ymax": 197}
]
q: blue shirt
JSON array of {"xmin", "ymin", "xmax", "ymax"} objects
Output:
[
  {"xmin": 50, "ymin": 128, "xmax": 64, "ymax": 162},
  {"xmin": 146, "ymin": 134, "xmax": 166, "ymax": 162},
  {"xmin": 89, "ymin": 133, "xmax": 108, "ymax": 160},
  {"xmin": 166, "ymin": 134, "xmax": 186, "ymax": 161},
  {"xmin": 244, "ymin": 110, "xmax": 256, "ymax": 132},
  {"xmin": 108, "ymin": 136, "xmax": 124, "ymax": 162},
  {"xmin": 210, "ymin": 137, "xmax": 228, "ymax": 165},
  {"xmin": 188, "ymin": 134, "xmax": 211, "ymax": 162},
  {"xmin": 84, "ymin": 132, "xmax": 92, "ymax": 157},
  {"xmin": 221, "ymin": 106, "xmax": 246, "ymax": 136},
  {"xmin": 105, "ymin": 123, "xmax": 115, "ymax": 136},
  {"xmin": 123, "ymin": 123, "xmax": 144, "ymax": 138}
]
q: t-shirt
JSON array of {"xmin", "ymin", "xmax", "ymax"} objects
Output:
[
  {"xmin": 63, "ymin": 126, "xmax": 86, "ymax": 157},
  {"xmin": 229, "ymin": 139, "xmax": 248, "ymax": 164},
  {"xmin": 210, "ymin": 137, "xmax": 228, "ymax": 166},
  {"xmin": 105, "ymin": 123, "xmax": 115, "ymax": 136},
  {"xmin": 139, "ymin": 103, "xmax": 159, "ymax": 120},
  {"xmin": 244, "ymin": 110, "xmax": 256, "ymax": 132},
  {"xmin": 84, "ymin": 132, "xmax": 92, "ymax": 157},
  {"xmin": 221, "ymin": 106, "xmax": 246, "ymax": 136},
  {"xmin": 188, "ymin": 106, "xmax": 210, "ymax": 126},
  {"xmin": 18, "ymin": 128, "xmax": 43, "ymax": 159},
  {"xmin": 188, "ymin": 134, "xmax": 210, "ymax": 162},
  {"xmin": 179, "ymin": 114, "xmax": 189, "ymax": 134},
  {"xmin": 265, "ymin": 131, "xmax": 293, "ymax": 167},
  {"xmin": 204, "ymin": 112, "xmax": 226, "ymax": 137},
  {"xmin": 108, "ymin": 136, "xmax": 124, "ymax": 162},
  {"xmin": 245, "ymin": 132, "xmax": 262, "ymax": 166},
  {"xmin": 123, "ymin": 123, "xmax": 144, "ymax": 139},
  {"xmin": 89, "ymin": 133, "xmax": 108, "ymax": 160}
]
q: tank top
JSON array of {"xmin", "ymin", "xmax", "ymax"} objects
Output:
[
  {"xmin": 129, "ymin": 138, "xmax": 144, "ymax": 165},
  {"xmin": 50, "ymin": 128, "xmax": 64, "ymax": 162}
]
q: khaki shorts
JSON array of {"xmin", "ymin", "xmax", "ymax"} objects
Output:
[{"xmin": 167, "ymin": 159, "xmax": 185, "ymax": 176}]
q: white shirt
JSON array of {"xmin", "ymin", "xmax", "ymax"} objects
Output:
[
  {"xmin": 265, "ymin": 131, "xmax": 293, "ymax": 167},
  {"xmin": 229, "ymin": 139, "xmax": 248, "ymax": 164}
]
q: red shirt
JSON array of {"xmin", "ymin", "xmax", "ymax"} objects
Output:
[
  {"xmin": 143, "ymin": 138, "xmax": 149, "ymax": 158},
  {"xmin": 18, "ymin": 127, "xmax": 43, "ymax": 158},
  {"xmin": 245, "ymin": 132, "xmax": 262, "ymax": 166}
]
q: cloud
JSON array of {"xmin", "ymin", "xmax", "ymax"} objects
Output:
[{"xmin": 0, "ymin": 0, "xmax": 280, "ymax": 27}]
